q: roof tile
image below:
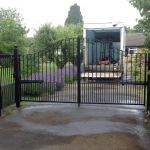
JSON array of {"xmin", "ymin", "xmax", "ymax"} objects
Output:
[{"xmin": 126, "ymin": 33, "xmax": 150, "ymax": 47}]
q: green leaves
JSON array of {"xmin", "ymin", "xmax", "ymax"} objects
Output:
[
  {"xmin": 127, "ymin": 0, "xmax": 150, "ymax": 57},
  {"xmin": 0, "ymin": 7, "xmax": 24, "ymax": 25},
  {"xmin": 42, "ymin": 56, "xmax": 46, "ymax": 63},
  {"xmin": 0, "ymin": 16, "xmax": 29, "ymax": 55},
  {"xmin": 124, "ymin": 26, "xmax": 135, "ymax": 33},
  {"xmin": 127, "ymin": 0, "xmax": 150, "ymax": 34},
  {"xmin": 33, "ymin": 23, "xmax": 57, "ymax": 52},
  {"xmin": 65, "ymin": 3, "xmax": 83, "ymax": 25},
  {"xmin": 20, "ymin": 54, "xmax": 42, "ymax": 79},
  {"xmin": 56, "ymin": 22, "xmax": 83, "ymax": 40}
]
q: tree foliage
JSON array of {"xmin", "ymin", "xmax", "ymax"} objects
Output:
[
  {"xmin": 33, "ymin": 22, "xmax": 83, "ymax": 53},
  {"xmin": 20, "ymin": 54, "xmax": 42, "ymax": 79},
  {"xmin": 65, "ymin": 3, "xmax": 83, "ymax": 25},
  {"xmin": 127, "ymin": 0, "xmax": 150, "ymax": 35},
  {"xmin": 125, "ymin": 26, "xmax": 136, "ymax": 33},
  {"xmin": 0, "ymin": 7, "xmax": 24, "ymax": 33},
  {"xmin": 127, "ymin": 0, "xmax": 150, "ymax": 55},
  {"xmin": 51, "ymin": 23, "xmax": 83, "ymax": 68},
  {"xmin": 32, "ymin": 22, "xmax": 83, "ymax": 68},
  {"xmin": 127, "ymin": 0, "xmax": 150, "ymax": 17},
  {"xmin": 0, "ymin": 16, "xmax": 29, "ymax": 55},
  {"xmin": 0, "ymin": 7, "xmax": 24, "ymax": 23},
  {"xmin": 25, "ymin": 37, "xmax": 37, "ymax": 54},
  {"xmin": 33, "ymin": 23, "xmax": 58, "ymax": 53},
  {"xmin": 26, "ymin": 37, "xmax": 34, "ymax": 48},
  {"xmin": 125, "ymin": 22, "xmax": 147, "ymax": 33},
  {"xmin": 56, "ymin": 22, "xmax": 83, "ymax": 40},
  {"xmin": 132, "ymin": 19, "xmax": 147, "ymax": 33}
]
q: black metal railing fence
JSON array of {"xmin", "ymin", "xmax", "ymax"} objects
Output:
[
  {"xmin": 0, "ymin": 54, "xmax": 16, "ymax": 111},
  {"xmin": 0, "ymin": 37, "xmax": 150, "ymax": 117}
]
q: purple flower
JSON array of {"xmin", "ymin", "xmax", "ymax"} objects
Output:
[{"xmin": 21, "ymin": 65, "xmax": 84, "ymax": 95}]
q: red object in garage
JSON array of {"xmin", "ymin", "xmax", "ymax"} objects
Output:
[
  {"xmin": 98, "ymin": 61, "xmax": 109, "ymax": 65},
  {"xmin": 88, "ymin": 71, "xmax": 92, "ymax": 73}
]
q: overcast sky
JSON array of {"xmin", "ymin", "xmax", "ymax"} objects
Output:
[{"xmin": 1, "ymin": 0, "xmax": 143, "ymax": 37}]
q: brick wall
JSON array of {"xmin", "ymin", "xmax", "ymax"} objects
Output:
[{"xmin": 137, "ymin": 47, "xmax": 146, "ymax": 53}]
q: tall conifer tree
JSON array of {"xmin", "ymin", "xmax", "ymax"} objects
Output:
[{"xmin": 65, "ymin": 3, "xmax": 83, "ymax": 25}]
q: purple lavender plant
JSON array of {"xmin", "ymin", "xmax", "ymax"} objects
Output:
[{"xmin": 21, "ymin": 65, "xmax": 84, "ymax": 96}]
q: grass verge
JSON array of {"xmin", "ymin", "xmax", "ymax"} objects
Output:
[
  {"xmin": 0, "ymin": 101, "xmax": 34, "ymax": 119},
  {"xmin": 0, "ymin": 78, "xmax": 78, "ymax": 119}
]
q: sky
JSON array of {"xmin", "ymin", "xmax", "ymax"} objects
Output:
[{"xmin": 1, "ymin": 0, "xmax": 144, "ymax": 37}]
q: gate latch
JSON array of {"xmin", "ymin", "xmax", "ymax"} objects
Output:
[{"xmin": 13, "ymin": 72, "xmax": 17, "ymax": 78}]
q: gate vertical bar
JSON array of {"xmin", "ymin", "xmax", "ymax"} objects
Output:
[
  {"xmin": 18, "ymin": 55, "xmax": 22, "ymax": 102},
  {"xmin": 0, "ymin": 80, "xmax": 2, "ymax": 116},
  {"xmin": 77, "ymin": 37, "xmax": 81, "ymax": 107},
  {"xmin": 147, "ymin": 54, "xmax": 150, "ymax": 111},
  {"xmin": 14, "ymin": 45, "xmax": 21, "ymax": 108},
  {"xmin": 144, "ymin": 53, "xmax": 147, "ymax": 106},
  {"xmin": 121, "ymin": 50, "xmax": 123, "ymax": 83}
]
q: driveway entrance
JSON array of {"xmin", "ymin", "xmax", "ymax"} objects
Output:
[{"xmin": 0, "ymin": 103, "xmax": 149, "ymax": 150}]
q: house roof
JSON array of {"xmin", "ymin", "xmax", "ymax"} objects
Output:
[{"xmin": 126, "ymin": 33, "xmax": 150, "ymax": 48}]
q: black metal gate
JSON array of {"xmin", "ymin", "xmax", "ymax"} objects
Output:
[{"xmin": 10, "ymin": 37, "xmax": 150, "ymax": 111}]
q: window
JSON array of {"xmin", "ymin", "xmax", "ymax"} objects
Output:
[{"xmin": 128, "ymin": 48, "xmax": 137, "ymax": 55}]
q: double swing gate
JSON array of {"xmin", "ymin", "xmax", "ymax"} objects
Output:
[{"xmin": 0, "ymin": 37, "xmax": 150, "ymax": 112}]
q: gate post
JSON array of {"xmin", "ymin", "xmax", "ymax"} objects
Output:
[
  {"xmin": 147, "ymin": 54, "xmax": 150, "ymax": 111},
  {"xmin": 13, "ymin": 45, "xmax": 21, "ymax": 108},
  {"xmin": 77, "ymin": 37, "xmax": 81, "ymax": 107}
]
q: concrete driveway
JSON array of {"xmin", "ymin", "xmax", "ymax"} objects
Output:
[
  {"xmin": 0, "ymin": 102, "xmax": 150, "ymax": 150},
  {"xmin": 0, "ymin": 59, "xmax": 149, "ymax": 150}
]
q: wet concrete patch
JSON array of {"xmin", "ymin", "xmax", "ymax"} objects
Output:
[
  {"xmin": 0, "ymin": 126, "xmax": 147, "ymax": 150},
  {"xmin": 0, "ymin": 103, "xmax": 149, "ymax": 150},
  {"xmin": 0, "ymin": 121, "xmax": 21, "ymax": 129},
  {"xmin": 23, "ymin": 110, "xmax": 71, "ymax": 125},
  {"xmin": 36, "ymin": 133, "xmax": 147, "ymax": 150},
  {"xmin": 108, "ymin": 116, "xmax": 139, "ymax": 124},
  {"xmin": 22, "ymin": 109, "xmax": 140, "ymax": 126}
]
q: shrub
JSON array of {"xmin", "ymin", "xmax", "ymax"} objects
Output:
[
  {"xmin": 55, "ymin": 65, "xmax": 84, "ymax": 82},
  {"xmin": 42, "ymin": 56, "xmax": 46, "ymax": 63},
  {"xmin": 136, "ymin": 73, "xmax": 145, "ymax": 81},
  {"xmin": 20, "ymin": 54, "xmax": 42, "ymax": 79},
  {"xmin": 1, "ymin": 58, "xmax": 14, "ymax": 68},
  {"xmin": 21, "ymin": 71, "xmax": 65, "ymax": 96},
  {"xmin": 69, "ymin": 51, "xmax": 83, "ymax": 67},
  {"xmin": 21, "ymin": 65, "xmax": 84, "ymax": 97},
  {"xmin": 132, "ymin": 68, "xmax": 140, "ymax": 76}
]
